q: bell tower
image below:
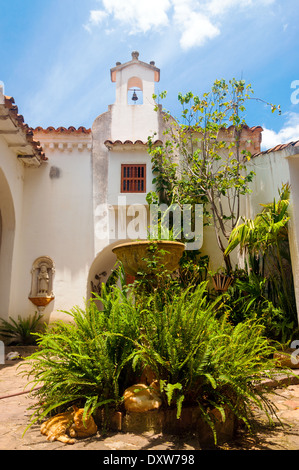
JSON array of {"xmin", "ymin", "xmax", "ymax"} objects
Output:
[{"xmin": 109, "ymin": 51, "xmax": 160, "ymax": 142}]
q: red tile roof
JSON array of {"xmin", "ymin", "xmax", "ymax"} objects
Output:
[
  {"xmin": 4, "ymin": 96, "xmax": 47, "ymax": 161},
  {"xmin": 104, "ymin": 139, "xmax": 162, "ymax": 149},
  {"xmin": 34, "ymin": 126, "xmax": 91, "ymax": 134},
  {"xmin": 253, "ymin": 140, "xmax": 299, "ymax": 157},
  {"xmin": 227, "ymin": 125, "xmax": 263, "ymax": 132}
]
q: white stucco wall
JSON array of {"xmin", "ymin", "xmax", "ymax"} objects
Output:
[
  {"xmin": 246, "ymin": 150, "xmax": 290, "ymax": 218},
  {"xmin": 17, "ymin": 137, "xmax": 95, "ymax": 322},
  {"xmin": 107, "ymin": 148, "xmax": 155, "ymax": 207}
]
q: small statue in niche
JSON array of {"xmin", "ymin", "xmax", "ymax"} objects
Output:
[
  {"xmin": 38, "ymin": 264, "xmax": 49, "ymax": 296},
  {"xmin": 29, "ymin": 256, "xmax": 55, "ymax": 311}
]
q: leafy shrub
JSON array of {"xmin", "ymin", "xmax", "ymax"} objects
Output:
[
  {"xmin": 225, "ymin": 184, "xmax": 298, "ymax": 344},
  {"xmin": 131, "ymin": 283, "xmax": 278, "ymax": 439},
  {"xmin": 24, "ymin": 281, "xmax": 279, "ymax": 443},
  {"xmin": 222, "ymin": 270, "xmax": 297, "ymax": 344},
  {"xmin": 25, "ymin": 286, "xmax": 140, "ymax": 425},
  {"xmin": 0, "ymin": 312, "xmax": 44, "ymax": 345}
]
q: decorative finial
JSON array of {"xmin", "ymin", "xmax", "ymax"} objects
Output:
[{"xmin": 131, "ymin": 51, "xmax": 139, "ymax": 60}]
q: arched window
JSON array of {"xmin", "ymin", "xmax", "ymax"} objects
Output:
[{"xmin": 127, "ymin": 76, "xmax": 143, "ymax": 105}]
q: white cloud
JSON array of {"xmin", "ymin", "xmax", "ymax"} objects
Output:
[
  {"xmin": 85, "ymin": 0, "xmax": 276, "ymax": 50},
  {"xmin": 173, "ymin": 1, "xmax": 220, "ymax": 49},
  {"xmin": 206, "ymin": 0, "xmax": 251, "ymax": 16},
  {"xmin": 84, "ymin": 10, "xmax": 108, "ymax": 32},
  {"xmin": 178, "ymin": 12, "xmax": 220, "ymax": 49},
  {"xmin": 205, "ymin": 0, "xmax": 274, "ymax": 16},
  {"xmin": 262, "ymin": 112, "xmax": 299, "ymax": 150},
  {"xmin": 85, "ymin": 0, "xmax": 171, "ymax": 34},
  {"xmin": 90, "ymin": 10, "xmax": 108, "ymax": 24}
]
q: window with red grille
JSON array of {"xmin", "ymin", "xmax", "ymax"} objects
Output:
[{"xmin": 121, "ymin": 164, "xmax": 146, "ymax": 193}]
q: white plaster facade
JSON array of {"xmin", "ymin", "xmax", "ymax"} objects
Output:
[
  {"xmin": 0, "ymin": 52, "xmax": 165, "ymax": 323},
  {"xmin": 0, "ymin": 51, "xmax": 299, "ymax": 324}
]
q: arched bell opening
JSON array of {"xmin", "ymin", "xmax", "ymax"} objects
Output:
[{"xmin": 127, "ymin": 76, "xmax": 143, "ymax": 105}]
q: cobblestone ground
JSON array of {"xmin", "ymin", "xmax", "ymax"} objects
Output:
[{"xmin": 1, "ymin": 356, "xmax": 299, "ymax": 451}]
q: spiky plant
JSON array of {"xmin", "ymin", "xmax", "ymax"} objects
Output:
[
  {"xmin": 23, "ymin": 286, "xmax": 140, "ymax": 428},
  {"xmin": 0, "ymin": 312, "xmax": 43, "ymax": 345}
]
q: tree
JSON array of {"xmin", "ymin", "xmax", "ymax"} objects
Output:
[{"xmin": 148, "ymin": 79, "xmax": 280, "ymax": 272}]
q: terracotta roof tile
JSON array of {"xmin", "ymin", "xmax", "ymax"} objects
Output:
[
  {"xmin": 226, "ymin": 124, "xmax": 263, "ymax": 132},
  {"xmin": 34, "ymin": 126, "xmax": 91, "ymax": 134},
  {"xmin": 253, "ymin": 140, "xmax": 299, "ymax": 157},
  {"xmin": 104, "ymin": 139, "xmax": 162, "ymax": 149},
  {"xmin": 3, "ymin": 96, "xmax": 47, "ymax": 162}
]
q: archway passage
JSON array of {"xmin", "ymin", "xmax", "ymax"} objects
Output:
[
  {"xmin": 87, "ymin": 240, "xmax": 131, "ymax": 308},
  {"xmin": 0, "ymin": 168, "xmax": 16, "ymax": 321}
]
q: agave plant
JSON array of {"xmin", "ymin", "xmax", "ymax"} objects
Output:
[{"xmin": 0, "ymin": 312, "xmax": 43, "ymax": 345}]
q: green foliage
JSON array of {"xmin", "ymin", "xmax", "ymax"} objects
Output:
[
  {"xmin": 178, "ymin": 251, "xmax": 209, "ymax": 290},
  {"xmin": 225, "ymin": 184, "xmax": 298, "ymax": 343},
  {"xmin": 149, "ymin": 79, "xmax": 280, "ymax": 271},
  {"xmin": 24, "ymin": 280, "xmax": 279, "ymax": 444},
  {"xmin": 222, "ymin": 271, "xmax": 295, "ymax": 344},
  {"xmin": 0, "ymin": 312, "xmax": 44, "ymax": 345},
  {"xmin": 131, "ymin": 283, "xmax": 277, "ymax": 436},
  {"xmin": 24, "ymin": 287, "xmax": 141, "ymax": 428}
]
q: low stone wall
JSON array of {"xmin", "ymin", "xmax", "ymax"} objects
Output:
[{"xmin": 97, "ymin": 405, "xmax": 236, "ymax": 447}]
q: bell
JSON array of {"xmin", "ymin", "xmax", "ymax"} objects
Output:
[{"xmin": 132, "ymin": 90, "xmax": 138, "ymax": 102}]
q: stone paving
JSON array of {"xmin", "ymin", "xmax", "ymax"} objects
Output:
[{"xmin": 1, "ymin": 352, "xmax": 299, "ymax": 451}]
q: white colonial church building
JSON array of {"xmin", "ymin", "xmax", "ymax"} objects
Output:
[{"xmin": 1, "ymin": 51, "xmax": 299, "ymax": 324}]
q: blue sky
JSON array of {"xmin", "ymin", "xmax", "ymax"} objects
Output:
[{"xmin": 0, "ymin": 0, "xmax": 298, "ymax": 150}]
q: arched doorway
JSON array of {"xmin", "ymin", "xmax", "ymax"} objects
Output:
[
  {"xmin": 87, "ymin": 239, "xmax": 132, "ymax": 309},
  {"xmin": 0, "ymin": 168, "xmax": 16, "ymax": 321}
]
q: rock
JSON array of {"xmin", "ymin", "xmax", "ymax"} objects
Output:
[
  {"xmin": 6, "ymin": 351, "xmax": 21, "ymax": 361},
  {"xmin": 274, "ymin": 349, "xmax": 299, "ymax": 369},
  {"xmin": 123, "ymin": 382, "xmax": 162, "ymax": 412}
]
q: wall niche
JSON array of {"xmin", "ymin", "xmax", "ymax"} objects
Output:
[{"xmin": 29, "ymin": 256, "xmax": 55, "ymax": 312}]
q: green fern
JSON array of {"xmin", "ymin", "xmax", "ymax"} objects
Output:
[{"xmin": 24, "ymin": 281, "xmax": 280, "ymax": 445}]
